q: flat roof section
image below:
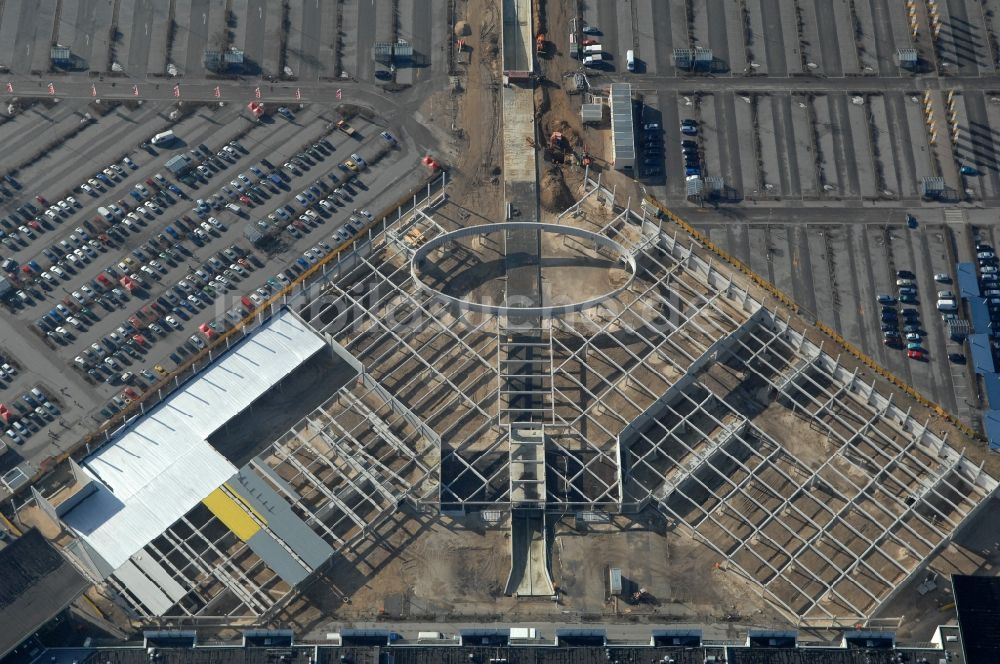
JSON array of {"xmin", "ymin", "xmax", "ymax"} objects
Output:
[
  {"xmin": 61, "ymin": 310, "xmax": 326, "ymax": 571},
  {"xmin": 610, "ymin": 84, "xmax": 635, "ymax": 169},
  {"xmin": 0, "ymin": 529, "xmax": 89, "ymax": 658},
  {"xmin": 953, "ymin": 574, "xmax": 1000, "ymax": 664}
]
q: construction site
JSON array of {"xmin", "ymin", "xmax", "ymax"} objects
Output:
[{"xmin": 5, "ymin": 0, "xmax": 1000, "ymax": 652}]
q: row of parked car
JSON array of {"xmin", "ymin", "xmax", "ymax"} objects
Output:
[
  {"xmin": 12, "ymin": 166, "xmax": 188, "ymax": 309},
  {"xmin": 4, "ymin": 386, "xmax": 60, "ymax": 446},
  {"xmin": 84, "ymin": 125, "xmax": 397, "ymax": 420},
  {"xmin": 878, "ymin": 271, "xmax": 928, "ymax": 359}
]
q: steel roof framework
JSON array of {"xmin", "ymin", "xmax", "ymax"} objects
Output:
[
  {"xmin": 268, "ymin": 190, "xmax": 995, "ymax": 625},
  {"xmin": 105, "ymin": 181, "xmax": 997, "ymax": 625}
]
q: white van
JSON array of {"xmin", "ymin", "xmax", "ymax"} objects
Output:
[
  {"xmin": 583, "ymin": 44, "xmax": 602, "ymax": 54},
  {"xmin": 151, "ymin": 130, "xmax": 175, "ymax": 146},
  {"xmin": 97, "ymin": 206, "xmax": 113, "ymax": 221},
  {"xmin": 626, "ymin": 49, "xmax": 636, "ymax": 71},
  {"xmin": 583, "ymin": 54, "xmax": 603, "ymax": 66},
  {"xmin": 936, "ymin": 299, "xmax": 957, "ymax": 311}
]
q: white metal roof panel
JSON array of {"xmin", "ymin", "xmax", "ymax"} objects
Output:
[
  {"xmin": 113, "ymin": 559, "xmax": 175, "ymax": 615},
  {"xmin": 62, "ymin": 310, "xmax": 326, "ymax": 571},
  {"xmin": 610, "ymin": 84, "xmax": 635, "ymax": 163},
  {"xmin": 130, "ymin": 550, "xmax": 187, "ymax": 603}
]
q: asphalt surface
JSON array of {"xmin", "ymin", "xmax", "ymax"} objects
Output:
[{"xmin": 0, "ymin": 97, "xmax": 437, "ymax": 490}]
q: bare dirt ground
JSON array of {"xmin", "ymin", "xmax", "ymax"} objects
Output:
[
  {"xmin": 533, "ymin": 0, "xmax": 643, "ymax": 215},
  {"xmin": 412, "ymin": 0, "xmax": 504, "ymax": 224}
]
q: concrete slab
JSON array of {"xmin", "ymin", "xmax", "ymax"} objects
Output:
[
  {"xmin": 885, "ymin": 92, "xmax": 921, "ymax": 199},
  {"xmin": 846, "ymin": 98, "xmax": 877, "ymax": 199},
  {"xmin": 971, "ymin": 92, "xmax": 1000, "ymax": 200},
  {"xmin": 502, "ymin": 87, "xmax": 537, "ymax": 184},
  {"xmin": 854, "ymin": 0, "xmax": 884, "ymax": 74},
  {"xmin": 29, "ymin": 0, "xmax": 58, "ymax": 74},
  {"xmin": 831, "ymin": 0, "xmax": 860, "ymax": 75},
  {"xmin": 789, "ymin": 95, "xmax": 819, "ymax": 198},
  {"xmin": 698, "ymin": 94, "xmax": 721, "ymax": 181},
  {"xmin": 723, "ymin": 0, "xmax": 747, "ymax": 75},
  {"xmin": 57, "ymin": 0, "xmax": 114, "ymax": 73},
  {"xmin": 812, "ymin": 94, "xmax": 840, "ymax": 195},
  {"xmin": 712, "ymin": 92, "xmax": 747, "ymax": 200},
  {"xmin": 798, "ymin": 0, "xmax": 825, "ymax": 73},
  {"xmin": 903, "ymin": 93, "xmax": 935, "ymax": 188},
  {"xmin": 113, "ymin": 0, "xmax": 137, "ymax": 73},
  {"xmin": 146, "ymin": 0, "xmax": 170, "ymax": 75},
  {"xmin": 170, "ymin": 0, "xmax": 193, "ymax": 74},
  {"xmin": 745, "ymin": 0, "xmax": 770, "ymax": 75},
  {"xmin": 254, "ymin": 0, "xmax": 281, "ymax": 78},
  {"xmin": 755, "ymin": 94, "xmax": 783, "ymax": 195},
  {"xmin": 635, "ymin": 0, "xmax": 658, "ymax": 75},
  {"xmin": 868, "ymin": 94, "xmax": 899, "ymax": 199}
]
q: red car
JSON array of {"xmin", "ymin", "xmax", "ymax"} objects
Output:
[
  {"xmin": 35, "ymin": 195, "xmax": 48, "ymax": 206},
  {"xmin": 907, "ymin": 349, "xmax": 924, "ymax": 360}
]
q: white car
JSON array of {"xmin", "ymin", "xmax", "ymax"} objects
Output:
[
  {"xmin": 80, "ymin": 183, "xmax": 95, "ymax": 195},
  {"xmin": 165, "ymin": 316, "xmax": 181, "ymax": 329},
  {"xmin": 318, "ymin": 199, "xmax": 334, "ymax": 212},
  {"xmin": 50, "ymin": 265, "xmax": 65, "ymax": 278},
  {"xmin": 123, "ymin": 156, "xmax": 137, "ymax": 169},
  {"xmin": 208, "ymin": 217, "xmax": 225, "ymax": 230},
  {"xmin": 189, "ymin": 334, "xmax": 206, "ymax": 349},
  {"xmin": 66, "ymin": 195, "xmax": 78, "ymax": 207}
]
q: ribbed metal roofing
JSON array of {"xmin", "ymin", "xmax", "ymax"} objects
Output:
[{"xmin": 610, "ymin": 84, "xmax": 635, "ymax": 166}]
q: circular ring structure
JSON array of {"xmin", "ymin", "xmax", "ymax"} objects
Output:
[{"xmin": 410, "ymin": 222, "xmax": 636, "ymax": 317}]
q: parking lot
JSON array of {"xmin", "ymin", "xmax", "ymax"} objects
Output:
[
  {"xmin": 0, "ymin": 98, "xmax": 428, "ymax": 488},
  {"xmin": 0, "ymin": 0, "xmax": 450, "ymax": 86},
  {"xmin": 688, "ymin": 217, "xmax": 982, "ymax": 427},
  {"xmin": 571, "ymin": 0, "xmax": 1000, "ymax": 206}
]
